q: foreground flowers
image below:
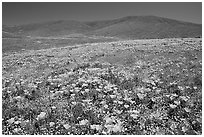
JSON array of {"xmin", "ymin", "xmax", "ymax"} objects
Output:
[{"xmin": 2, "ymin": 38, "xmax": 202, "ymax": 135}]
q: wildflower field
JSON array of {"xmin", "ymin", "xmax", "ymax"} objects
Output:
[{"xmin": 2, "ymin": 38, "xmax": 202, "ymax": 135}]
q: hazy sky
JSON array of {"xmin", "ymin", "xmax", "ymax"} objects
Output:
[{"xmin": 2, "ymin": 2, "xmax": 202, "ymax": 25}]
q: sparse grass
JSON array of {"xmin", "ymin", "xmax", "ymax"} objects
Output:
[{"xmin": 2, "ymin": 36, "xmax": 118, "ymax": 53}]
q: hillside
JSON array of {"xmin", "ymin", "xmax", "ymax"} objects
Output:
[
  {"xmin": 88, "ymin": 16, "xmax": 202, "ymax": 39},
  {"xmin": 3, "ymin": 16, "xmax": 202, "ymax": 39},
  {"xmin": 2, "ymin": 38, "xmax": 202, "ymax": 135},
  {"xmin": 3, "ymin": 20, "xmax": 92, "ymax": 37}
]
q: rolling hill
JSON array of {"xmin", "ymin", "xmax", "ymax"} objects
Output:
[
  {"xmin": 3, "ymin": 20, "xmax": 92, "ymax": 37},
  {"xmin": 3, "ymin": 16, "xmax": 202, "ymax": 39},
  {"xmin": 87, "ymin": 16, "xmax": 202, "ymax": 39}
]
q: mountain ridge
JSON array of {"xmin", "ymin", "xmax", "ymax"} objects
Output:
[{"xmin": 3, "ymin": 15, "xmax": 202, "ymax": 39}]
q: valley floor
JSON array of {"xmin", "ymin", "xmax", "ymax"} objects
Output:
[{"xmin": 2, "ymin": 38, "xmax": 202, "ymax": 135}]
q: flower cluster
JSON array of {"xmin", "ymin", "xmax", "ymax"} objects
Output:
[{"xmin": 2, "ymin": 38, "xmax": 202, "ymax": 135}]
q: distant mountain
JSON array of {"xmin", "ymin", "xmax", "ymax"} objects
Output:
[
  {"xmin": 3, "ymin": 20, "xmax": 92, "ymax": 37},
  {"xmin": 2, "ymin": 16, "xmax": 202, "ymax": 39},
  {"xmin": 85, "ymin": 16, "xmax": 202, "ymax": 39}
]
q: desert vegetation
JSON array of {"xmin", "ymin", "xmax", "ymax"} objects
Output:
[{"xmin": 2, "ymin": 38, "xmax": 202, "ymax": 135}]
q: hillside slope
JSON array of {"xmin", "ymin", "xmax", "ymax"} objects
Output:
[
  {"xmin": 2, "ymin": 16, "xmax": 202, "ymax": 39},
  {"xmin": 2, "ymin": 38, "xmax": 202, "ymax": 135},
  {"xmin": 87, "ymin": 16, "xmax": 202, "ymax": 39},
  {"xmin": 3, "ymin": 20, "xmax": 92, "ymax": 37}
]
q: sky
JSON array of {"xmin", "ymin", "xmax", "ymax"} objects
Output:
[{"xmin": 2, "ymin": 2, "xmax": 202, "ymax": 26}]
